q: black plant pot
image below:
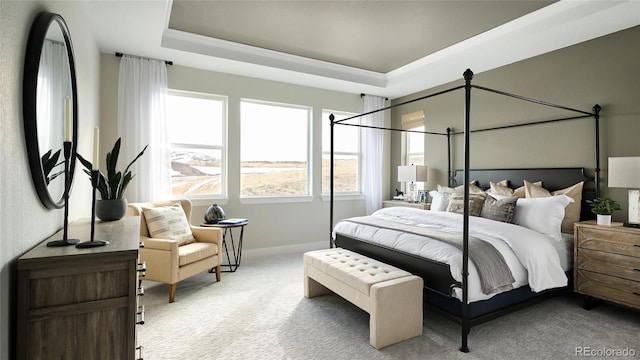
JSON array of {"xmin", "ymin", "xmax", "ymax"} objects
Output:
[{"xmin": 96, "ymin": 199, "xmax": 128, "ymax": 221}]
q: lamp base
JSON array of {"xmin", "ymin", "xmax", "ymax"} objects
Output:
[
  {"xmin": 623, "ymin": 222, "xmax": 640, "ymax": 228},
  {"xmin": 75, "ymin": 240, "xmax": 109, "ymax": 248},
  {"xmin": 47, "ymin": 238, "xmax": 80, "ymax": 247}
]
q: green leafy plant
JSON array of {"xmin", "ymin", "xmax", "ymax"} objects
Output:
[
  {"xmin": 41, "ymin": 149, "xmax": 63, "ymax": 185},
  {"xmin": 586, "ymin": 197, "xmax": 621, "ymax": 215},
  {"xmin": 77, "ymin": 137, "xmax": 148, "ymax": 200}
]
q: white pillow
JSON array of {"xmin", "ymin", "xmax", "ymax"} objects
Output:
[
  {"xmin": 429, "ymin": 190, "xmax": 451, "ymax": 211},
  {"xmin": 512, "ymin": 195, "xmax": 573, "ymax": 241}
]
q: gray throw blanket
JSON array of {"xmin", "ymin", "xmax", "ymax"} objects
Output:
[{"xmin": 344, "ymin": 216, "xmax": 515, "ymax": 295}]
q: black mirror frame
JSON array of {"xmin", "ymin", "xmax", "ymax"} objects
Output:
[{"xmin": 23, "ymin": 12, "xmax": 78, "ymax": 209}]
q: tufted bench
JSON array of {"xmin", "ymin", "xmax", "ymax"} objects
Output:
[{"xmin": 304, "ymin": 248, "xmax": 423, "ymax": 349}]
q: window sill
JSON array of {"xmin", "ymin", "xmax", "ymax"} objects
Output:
[
  {"xmin": 321, "ymin": 194, "xmax": 365, "ymax": 202},
  {"xmin": 240, "ymin": 196, "xmax": 313, "ymax": 205}
]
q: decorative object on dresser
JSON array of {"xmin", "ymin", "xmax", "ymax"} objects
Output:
[
  {"xmin": 586, "ymin": 197, "xmax": 621, "ymax": 226},
  {"xmin": 397, "ymin": 165, "xmax": 427, "ymax": 203},
  {"xmin": 126, "ymin": 199, "xmax": 224, "ymax": 303},
  {"xmin": 16, "ymin": 217, "xmax": 142, "ymax": 360},
  {"xmin": 574, "ymin": 221, "xmax": 640, "ymax": 311},
  {"xmin": 76, "ymin": 129, "xmax": 109, "ymax": 248},
  {"xmin": 608, "ymin": 156, "xmax": 640, "ymax": 227},
  {"xmin": 78, "ymin": 137, "xmax": 148, "ymax": 221},
  {"xmin": 47, "ymin": 141, "xmax": 80, "ymax": 247}
]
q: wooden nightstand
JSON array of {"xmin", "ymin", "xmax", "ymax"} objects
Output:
[
  {"xmin": 382, "ymin": 200, "xmax": 430, "ymax": 210},
  {"xmin": 573, "ymin": 221, "xmax": 640, "ymax": 310}
]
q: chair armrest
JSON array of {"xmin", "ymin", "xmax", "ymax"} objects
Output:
[
  {"xmin": 190, "ymin": 226, "xmax": 223, "ymax": 245},
  {"xmin": 140, "ymin": 235, "xmax": 179, "ymax": 252}
]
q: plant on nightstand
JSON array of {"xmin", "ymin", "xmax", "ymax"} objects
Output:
[{"xmin": 586, "ymin": 197, "xmax": 621, "ymax": 225}]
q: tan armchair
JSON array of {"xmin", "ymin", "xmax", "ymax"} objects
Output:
[{"xmin": 126, "ymin": 199, "xmax": 223, "ymax": 303}]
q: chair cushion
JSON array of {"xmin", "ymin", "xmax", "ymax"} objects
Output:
[
  {"xmin": 178, "ymin": 242, "xmax": 218, "ymax": 267},
  {"xmin": 143, "ymin": 203, "xmax": 196, "ymax": 245}
]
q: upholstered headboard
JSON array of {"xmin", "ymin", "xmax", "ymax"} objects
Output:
[{"xmin": 451, "ymin": 167, "xmax": 596, "ymax": 221}]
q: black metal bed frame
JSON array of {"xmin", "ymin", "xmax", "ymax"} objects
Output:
[{"xmin": 328, "ymin": 69, "xmax": 601, "ymax": 352}]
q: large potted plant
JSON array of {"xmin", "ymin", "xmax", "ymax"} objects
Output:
[
  {"xmin": 78, "ymin": 137, "xmax": 148, "ymax": 221},
  {"xmin": 586, "ymin": 197, "xmax": 621, "ymax": 225}
]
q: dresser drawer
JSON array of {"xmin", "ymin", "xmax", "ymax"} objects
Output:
[
  {"xmin": 576, "ymin": 247, "xmax": 640, "ymax": 282},
  {"xmin": 576, "ymin": 226, "xmax": 640, "ymax": 258},
  {"xmin": 576, "ymin": 269, "xmax": 640, "ymax": 309}
]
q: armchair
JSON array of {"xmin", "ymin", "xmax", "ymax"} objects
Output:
[{"xmin": 126, "ymin": 199, "xmax": 223, "ymax": 303}]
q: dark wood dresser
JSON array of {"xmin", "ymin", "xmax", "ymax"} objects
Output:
[
  {"xmin": 16, "ymin": 216, "xmax": 143, "ymax": 360},
  {"xmin": 574, "ymin": 220, "xmax": 640, "ymax": 310}
]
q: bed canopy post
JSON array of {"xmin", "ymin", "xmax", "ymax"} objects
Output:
[
  {"xmin": 447, "ymin": 127, "xmax": 453, "ymax": 187},
  {"xmin": 593, "ymin": 104, "xmax": 601, "ymax": 198},
  {"xmin": 329, "ymin": 113, "xmax": 336, "ymax": 248},
  {"xmin": 460, "ymin": 68, "xmax": 473, "ymax": 353}
]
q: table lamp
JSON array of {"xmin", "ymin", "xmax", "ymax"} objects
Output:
[
  {"xmin": 608, "ymin": 156, "xmax": 640, "ymax": 227},
  {"xmin": 398, "ymin": 165, "xmax": 428, "ymax": 202}
]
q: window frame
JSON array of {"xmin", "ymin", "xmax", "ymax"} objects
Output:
[
  {"xmin": 321, "ymin": 109, "xmax": 363, "ymax": 197},
  {"xmin": 166, "ymin": 89, "xmax": 228, "ymax": 201}
]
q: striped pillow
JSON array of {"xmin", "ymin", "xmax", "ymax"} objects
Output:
[{"xmin": 143, "ymin": 203, "xmax": 196, "ymax": 245}]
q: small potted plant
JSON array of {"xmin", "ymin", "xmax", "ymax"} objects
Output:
[
  {"xmin": 586, "ymin": 197, "xmax": 621, "ymax": 225},
  {"xmin": 78, "ymin": 137, "xmax": 147, "ymax": 221}
]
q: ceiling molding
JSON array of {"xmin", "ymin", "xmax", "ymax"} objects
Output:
[
  {"xmin": 84, "ymin": 0, "xmax": 640, "ymax": 99},
  {"xmin": 161, "ymin": 28, "xmax": 388, "ymax": 87}
]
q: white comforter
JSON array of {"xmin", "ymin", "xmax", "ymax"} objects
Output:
[{"xmin": 332, "ymin": 207, "xmax": 568, "ymax": 303}]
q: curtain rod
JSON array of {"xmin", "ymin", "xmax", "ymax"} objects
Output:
[
  {"xmin": 115, "ymin": 52, "xmax": 173, "ymax": 66},
  {"xmin": 361, "ymin": 93, "xmax": 389, "ymax": 101}
]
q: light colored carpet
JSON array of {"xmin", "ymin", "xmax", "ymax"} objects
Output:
[{"xmin": 137, "ymin": 252, "xmax": 639, "ymax": 360}]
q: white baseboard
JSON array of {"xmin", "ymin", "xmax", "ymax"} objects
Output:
[{"xmin": 242, "ymin": 241, "xmax": 327, "ymax": 260}]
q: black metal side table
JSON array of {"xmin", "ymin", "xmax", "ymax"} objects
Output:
[{"xmin": 201, "ymin": 220, "xmax": 248, "ymax": 272}]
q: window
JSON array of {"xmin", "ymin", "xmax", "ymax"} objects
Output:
[
  {"xmin": 240, "ymin": 99, "xmax": 310, "ymax": 197},
  {"xmin": 322, "ymin": 110, "xmax": 361, "ymax": 194},
  {"xmin": 166, "ymin": 90, "xmax": 227, "ymax": 198},
  {"xmin": 406, "ymin": 125, "xmax": 425, "ymax": 166},
  {"xmin": 401, "ymin": 110, "xmax": 425, "ymax": 167}
]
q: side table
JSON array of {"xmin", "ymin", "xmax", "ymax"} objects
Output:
[{"xmin": 201, "ymin": 220, "xmax": 248, "ymax": 272}]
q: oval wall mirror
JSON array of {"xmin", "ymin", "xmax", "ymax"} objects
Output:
[{"xmin": 23, "ymin": 12, "xmax": 78, "ymax": 209}]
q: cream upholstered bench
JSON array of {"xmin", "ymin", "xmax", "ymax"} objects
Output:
[{"xmin": 304, "ymin": 248, "xmax": 423, "ymax": 349}]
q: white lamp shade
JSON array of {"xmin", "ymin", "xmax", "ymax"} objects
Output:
[
  {"xmin": 398, "ymin": 165, "xmax": 428, "ymax": 183},
  {"xmin": 608, "ymin": 157, "xmax": 640, "ymax": 188}
]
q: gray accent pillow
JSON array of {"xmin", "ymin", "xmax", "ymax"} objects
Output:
[
  {"xmin": 446, "ymin": 192, "xmax": 487, "ymax": 217},
  {"xmin": 481, "ymin": 195, "xmax": 519, "ymax": 223}
]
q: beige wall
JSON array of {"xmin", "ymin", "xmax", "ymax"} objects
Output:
[
  {"xmin": 0, "ymin": 1, "xmax": 100, "ymax": 358},
  {"xmin": 390, "ymin": 26, "xmax": 640, "ymax": 222},
  {"xmin": 99, "ymin": 55, "xmax": 384, "ymax": 251}
]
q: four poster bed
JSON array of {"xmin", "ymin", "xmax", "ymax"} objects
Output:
[{"xmin": 328, "ymin": 69, "xmax": 601, "ymax": 352}]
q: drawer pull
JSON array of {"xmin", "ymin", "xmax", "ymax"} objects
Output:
[
  {"xmin": 137, "ymin": 262, "xmax": 146, "ymax": 277},
  {"xmin": 139, "ymin": 241, "xmax": 145, "ymax": 248},
  {"xmin": 634, "ymin": 292, "xmax": 640, "ymax": 297},
  {"xmin": 137, "ymin": 285, "xmax": 145, "ymax": 296},
  {"xmin": 136, "ymin": 345, "xmax": 143, "ymax": 360},
  {"xmin": 634, "ymin": 244, "xmax": 640, "ymax": 247},
  {"xmin": 136, "ymin": 305, "xmax": 145, "ymax": 325},
  {"xmin": 635, "ymin": 268, "xmax": 640, "ymax": 272}
]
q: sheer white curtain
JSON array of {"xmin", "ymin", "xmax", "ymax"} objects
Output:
[
  {"xmin": 118, "ymin": 55, "xmax": 170, "ymax": 202},
  {"xmin": 37, "ymin": 40, "xmax": 71, "ymax": 152},
  {"xmin": 363, "ymin": 95, "xmax": 385, "ymax": 215}
]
